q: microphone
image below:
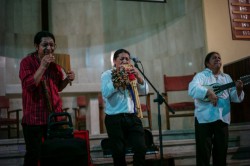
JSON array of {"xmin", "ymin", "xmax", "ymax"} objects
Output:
[{"xmin": 131, "ymin": 57, "xmax": 141, "ymax": 63}]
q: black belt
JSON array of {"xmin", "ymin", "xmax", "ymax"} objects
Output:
[{"xmin": 107, "ymin": 113, "xmax": 136, "ymax": 117}]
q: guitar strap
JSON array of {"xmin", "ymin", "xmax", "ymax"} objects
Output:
[
  {"xmin": 35, "ymin": 53, "xmax": 54, "ymax": 113},
  {"xmin": 42, "ymin": 80, "xmax": 54, "ymax": 113},
  {"xmin": 225, "ymin": 76, "xmax": 232, "ymax": 103}
]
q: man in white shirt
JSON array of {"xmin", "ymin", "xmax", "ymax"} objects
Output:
[
  {"xmin": 188, "ymin": 51, "xmax": 244, "ymax": 166},
  {"xmin": 101, "ymin": 49, "xmax": 149, "ymax": 166}
]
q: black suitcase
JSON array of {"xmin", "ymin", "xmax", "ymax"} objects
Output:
[{"xmin": 40, "ymin": 112, "xmax": 88, "ymax": 166}]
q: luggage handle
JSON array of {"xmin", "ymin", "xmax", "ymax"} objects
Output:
[{"xmin": 48, "ymin": 112, "xmax": 73, "ymax": 129}]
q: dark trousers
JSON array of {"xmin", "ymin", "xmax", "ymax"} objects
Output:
[
  {"xmin": 195, "ymin": 118, "xmax": 228, "ymax": 166},
  {"xmin": 22, "ymin": 124, "xmax": 47, "ymax": 166},
  {"xmin": 105, "ymin": 113, "xmax": 146, "ymax": 166}
]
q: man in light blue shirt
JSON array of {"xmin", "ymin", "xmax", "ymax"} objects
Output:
[
  {"xmin": 101, "ymin": 49, "xmax": 148, "ymax": 166},
  {"xmin": 188, "ymin": 52, "xmax": 244, "ymax": 166}
]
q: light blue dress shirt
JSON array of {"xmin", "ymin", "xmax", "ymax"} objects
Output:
[
  {"xmin": 188, "ymin": 68, "xmax": 244, "ymax": 124},
  {"xmin": 101, "ymin": 69, "xmax": 149, "ymax": 115}
]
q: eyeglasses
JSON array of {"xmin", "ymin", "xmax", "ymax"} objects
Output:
[
  {"xmin": 40, "ymin": 42, "xmax": 56, "ymax": 49},
  {"xmin": 119, "ymin": 57, "xmax": 130, "ymax": 61}
]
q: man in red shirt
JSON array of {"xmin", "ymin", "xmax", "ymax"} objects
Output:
[{"xmin": 19, "ymin": 31, "xmax": 75, "ymax": 166}]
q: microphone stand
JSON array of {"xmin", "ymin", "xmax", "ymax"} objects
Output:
[{"xmin": 133, "ymin": 61, "xmax": 174, "ymax": 166}]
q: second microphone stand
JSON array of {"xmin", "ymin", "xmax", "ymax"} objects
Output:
[{"xmin": 134, "ymin": 61, "xmax": 175, "ymax": 166}]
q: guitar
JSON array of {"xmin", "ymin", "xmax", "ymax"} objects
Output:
[{"xmin": 203, "ymin": 75, "xmax": 250, "ymax": 102}]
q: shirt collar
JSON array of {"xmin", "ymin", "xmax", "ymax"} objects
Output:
[{"xmin": 204, "ymin": 68, "xmax": 226, "ymax": 77}]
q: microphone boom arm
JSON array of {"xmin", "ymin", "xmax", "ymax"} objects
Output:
[{"xmin": 133, "ymin": 62, "xmax": 174, "ymax": 114}]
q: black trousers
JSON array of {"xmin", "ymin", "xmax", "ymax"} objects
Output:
[
  {"xmin": 105, "ymin": 113, "xmax": 146, "ymax": 166},
  {"xmin": 22, "ymin": 124, "xmax": 47, "ymax": 166},
  {"xmin": 195, "ymin": 118, "xmax": 228, "ymax": 166}
]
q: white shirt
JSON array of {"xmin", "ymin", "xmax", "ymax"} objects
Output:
[
  {"xmin": 101, "ymin": 69, "xmax": 149, "ymax": 115},
  {"xmin": 188, "ymin": 68, "xmax": 244, "ymax": 124}
]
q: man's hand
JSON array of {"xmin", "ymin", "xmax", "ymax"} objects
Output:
[
  {"xmin": 235, "ymin": 80, "xmax": 243, "ymax": 97},
  {"xmin": 66, "ymin": 71, "xmax": 75, "ymax": 82},
  {"xmin": 41, "ymin": 54, "xmax": 55, "ymax": 69},
  {"xmin": 207, "ymin": 89, "xmax": 218, "ymax": 106}
]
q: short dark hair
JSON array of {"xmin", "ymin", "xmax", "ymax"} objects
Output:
[
  {"xmin": 113, "ymin": 49, "xmax": 130, "ymax": 60},
  {"xmin": 204, "ymin": 51, "xmax": 219, "ymax": 68},
  {"xmin": 34, "ymin": 31, "xmax": 55, "ymax": 45}
]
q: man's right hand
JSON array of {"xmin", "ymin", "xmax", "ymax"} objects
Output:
[
  {"xmin": 207, "ymin": 89, "xmax": 218, "ymax": 106},
  {"xmin": 41, "ymin": 54, "xmax": 55, "ymax": 69}
]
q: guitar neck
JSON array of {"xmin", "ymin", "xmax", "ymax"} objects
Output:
[
  {"xmin": 203, "ymin": 74, "xmax": 250, "ymax": 102},
  {"xmin": 215, "ymin": 82, "xmax": 235, "ymax": 94}
]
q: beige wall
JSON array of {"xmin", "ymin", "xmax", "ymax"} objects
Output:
[{"xmin": 203, "ymin": 0, "xmax": 250, "ymax": 65}]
